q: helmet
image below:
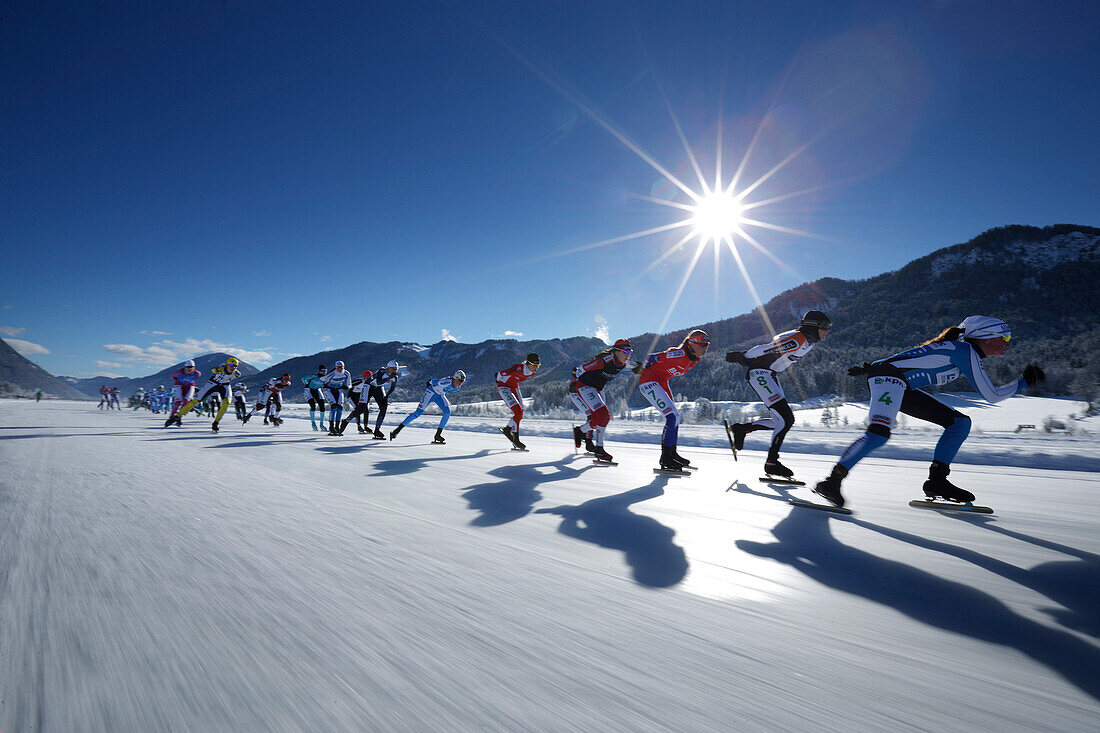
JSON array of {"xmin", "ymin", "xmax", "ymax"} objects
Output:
[
  {"xmin": 526, "ymin": 353, "xmax": 540, "ymax": 365},
  {"xmin": 363, "ymin": 370, "xmax": 373, "ymax": 379},
  {"xmin": 387, "ymin": 360, "xmax": 400, "ymax": 369},
  {"xmin": 800, "ymin": 310, "xmax": 832, "ymax": 331},
  {"xmin": 226, "ymin": 356, "xmax": 240, "ymax": 366},
  {"xmin": 184, "ymin": 359, "xmax": 195, "ymax": 368},
  {"xmin": 281, "ymin": 373, "xmax": 291, "ymax": 379},
  {"xmin": 453, "ymin": 369, "xmax": 466, "ymax": 381},
  {"xmin": 334, "ymin": 360, "xmax": 345, "ymax": 368},
  {"xmin": 958, "ymin": 315, "xmax": 1011, "ymax": 341},
  {"xmin": 613, "ymin": 338, "xmax": 632, "ymax": 352}
]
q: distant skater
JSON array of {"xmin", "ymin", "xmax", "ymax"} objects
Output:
[
  {"xmin": 390, "ymin": 370, "xmax": 466, "ymax": 444},
  {"xmin": 496, "ymin": 353, "xmax": 540, "ymax": 450}
]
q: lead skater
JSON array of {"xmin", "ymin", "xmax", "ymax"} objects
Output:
[{"xmin": 812, "ymin": 316, "xmax": 1045, "ymax": 508}]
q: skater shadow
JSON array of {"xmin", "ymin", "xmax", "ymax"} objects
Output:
[
  {"xmin": 536, "ymin": 476, "xmax": 688, "ymax": 588},
  {"xmin": 727, "ymin": 480, "xmax": 796, "ymax": 503},
  {"xmin": 316, "ymin": 444, "xmax": 372, "ymax": 455},
  {"xmin": 850, "ymin": 516, "xmax": 1100, "ymax": 639},
  {"xmin": 0, "ymin": 431, "xmax": 140, "ymax": 441},
  {"xmin": 461, "ymin": 456, "xmax": 589, "ymax": 527},
  {"xmin": 368, "ymin": 449, "xmax": 493, "ymax": 477},
  {"xmin": 737, "ymin": 508, "xmax": 1100, "ymax": 701}
]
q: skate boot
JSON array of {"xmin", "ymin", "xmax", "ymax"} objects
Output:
[
  {"xmin": 658, "ymin": 445, "xmax": 682, "ymax": 471},
  {"xmin": 573, "ymin": 426, "xmax": 585, "ymax": 449},
  {"xmin": 763, "ymin": 458, "xmax": 794, "ymax": 479},
  {"xmin": 163, "ymin": 415, "xmax": 176, "ymax": 428},
  {"xmin": 373, "ymin": 429, "xmax": 386, "ymax": 440},
  {"xmin": 263, "ymin": 418, "xmax": 269, "ymax": 425},
  {"xmin": 358, "ymin": 426, "xmax": 367, "ymax": 434},
  {"xmin": 922, "ymin": 461, "xmax": 975, "ymax": 503},
  {"xmin": 730, "ymin": 422, "xmax": 749, "ymax": 452},
  {"xmin": 813, "ymin": 464, "xmax": 848, "ymax": 508},
  {"xmin": 512, "ymin": 430, "xmax": 526, "ymax": 450},
  {"xmin": 211, "ymin": 421, "xmax": 219, "ymax": 433},
  {"xmin": 272, "ymin": 417, "xmax": 282, "ymax": 427},
  {"xmin": 241, "ymin": 414, "xmax": 251, "ymax": 425},
  {"xmin": 592, "ymin": 446, "xmax": 614, "ymax": 463},
  {"xmin": 339, "ymin": 420, "xmax": 349, "ymax": 435},
  {"xmin": 670, "ymin": 449, "xmax": 693, "ymax": 468},
  {"xmin": 583, "ymin": 433, "xmax": 597, "ymax": 454},
  {"xmin": 501, "ymin": 425, "xmax": 516, "ymax": 444},
  {"xmin": 389, "ymin": 424, "xmax": 403, "ymax": 441},
  {"xmin": 432, "ymin": 428, "xmax": 446, "ymax": 444}
]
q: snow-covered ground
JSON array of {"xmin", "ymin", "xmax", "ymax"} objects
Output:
[{"xmin": 1, "ymin": 400, "xmax": 1098, "ymax": 731}]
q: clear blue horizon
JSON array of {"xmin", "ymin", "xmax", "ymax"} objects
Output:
[{"xmin": 3, "ymin": 1, "xmax": 1098, "ymax": 377}]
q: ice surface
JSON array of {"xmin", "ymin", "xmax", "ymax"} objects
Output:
[{"xmin": 1, "ymin": 400, "xmax": 1097, "ymax": 731}]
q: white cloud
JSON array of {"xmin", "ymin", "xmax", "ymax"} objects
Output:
[
  {"xmin": 0, "ymin": 325, "xmax": 27, "ymax": 337},
  {"xmin": 84, "ymin": 371, "xmax": 127, "ymax": 378},
  {"xmin": 441, "ymin": 329, "xmax": 458, "ymax": 342},
  {"xmin": 253, "ymin": 330, "xmax": 270, "ymax": 337},
  {"xmin": 319, "ymin": 335, "xmax": 333, "ymax": 343},
  {"xmin": 3, "ymin": 338, "xmax": 50, "ymax": 356},
  {"xmin": 138, "ymin": 330, "xmax": 172, "ymax": 336},
  {"xmin": 102, "ymin": 338, "xmax": 275, "ymax": 367},
  {"xmin": 593, "ymin": 315, "xmax": 610, "ymax": 345},
  {"xmin": 503, "ymin": 330, "xmax": 524, "ymax": 337},
  {"xmin": 95, "ymin": 361, "xmax": 125, "ymax": 369}
]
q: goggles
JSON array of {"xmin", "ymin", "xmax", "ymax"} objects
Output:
[{"xmin": 614, "ymin": 347, "xmax": 633, "ymax": 355}]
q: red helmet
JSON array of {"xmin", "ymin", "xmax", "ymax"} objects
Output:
[
  {"xmin": 363, "ymin": 370, "xmax": 373, "ymax": 379},
  {"xmin": 613, "ymin": 338, "xmax": 632, "ymax": 351}
]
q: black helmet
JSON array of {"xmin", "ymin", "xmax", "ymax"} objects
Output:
[
  {"xmin": 526, "ymin": 353, "xmax": 541, "ymax": 365},
  {"xmin": 800, "ymin": 310, "xmax": 832, "ymax": 331}
]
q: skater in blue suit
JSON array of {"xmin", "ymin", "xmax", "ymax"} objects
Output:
[
  {"xmin": 390, "ymin": 370, "xmax": 466, "ymax": 444},
  {"xmin": 813, "ymin": 316, "xmax": 1045, "ymax": 508}
]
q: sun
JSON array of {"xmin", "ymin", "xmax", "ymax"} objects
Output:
[{"xmin": 689, "ymin": 190, "xmax": 743, "ymax": 242}]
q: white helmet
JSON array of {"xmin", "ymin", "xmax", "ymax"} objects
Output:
[
  {"xmin": 453, "ymin": 369, "xmax": 466, "ymax": 381},
  {"xmin": 184, "ymin": 359, "xmax": 195, "ymax": 367},
  {"xmin": 334, "ymin": 360, "xmax": 345, "ymax": 368},
  {"xmin": 958, "ymin": 315, "xmax": 1011, "ymax": 341},
  {"xmin": 387, "ymin": 360, "xmax": 400, "ymax": 369}
]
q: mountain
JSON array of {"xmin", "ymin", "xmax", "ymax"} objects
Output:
[
  {"xmin": 0, "ymin": 338, "xmax": 89, "ymax": 399},
  {"xmin": 56, "ymin": 224, "xmax": 1100, "ymax": 411},
  {"xmin": 64, "ymin": 354, "xmax": 259, "ymax": 398}
]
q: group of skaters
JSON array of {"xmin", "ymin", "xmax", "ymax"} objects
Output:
[
  {"xmin": 149, "ymin": 310, "xmax": 1044, "ymax": 508},
  {"xmin": 97, "ymin": 385, "xmax": 121, "ymax": 410}
]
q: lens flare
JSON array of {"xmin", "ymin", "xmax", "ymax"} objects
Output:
[{"xmin": 689, "ymin": 191, "xmax": 744, "ymax": 242}]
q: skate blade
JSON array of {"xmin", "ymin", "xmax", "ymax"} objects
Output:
[
  {"xmin": 592, "ymin": 460, "xmax": 618, "ymax": 466},
  {"xmin": 789, "ymin": 498, "xmax": 851, "ymax": 514},
  {"xmin": 760, "ymin": 476, "xmax": 805, "ymax": 486},
  {"xmin": 653, "ymin": 468, "xmax": 690, "ymax": 476},
  {"xmin": 908, "ymin": 499, "xmax": 993, "ymax": 514}
]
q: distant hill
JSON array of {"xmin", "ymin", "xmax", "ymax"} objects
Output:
[
  {"xmin": 64, "ymin": 354, "xmax": 259, "ymax": 397},
  {"xmin": 0, "ymin": 338, "xmax": 89, "ymax": 399}
]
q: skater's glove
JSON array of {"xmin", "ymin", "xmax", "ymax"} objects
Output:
[
  {"xmin": 725, "ymin": 351, "xmax": 747, "ymax": 365},
  {"xmin": 1022, "ymin": 364, "xmax": 1045, "ymax": 386},
  {"xmin": 630, "ymin": 361, "xmax": 643, "ymax": 374},
  {"xmin": 847, "ymin": 362, "xmax": 871, "ymax": 376}
]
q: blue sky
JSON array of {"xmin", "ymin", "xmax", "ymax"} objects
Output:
[{"xmin": 2, "ymin": 1, "xmax": 1098, "ymax": 377}]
